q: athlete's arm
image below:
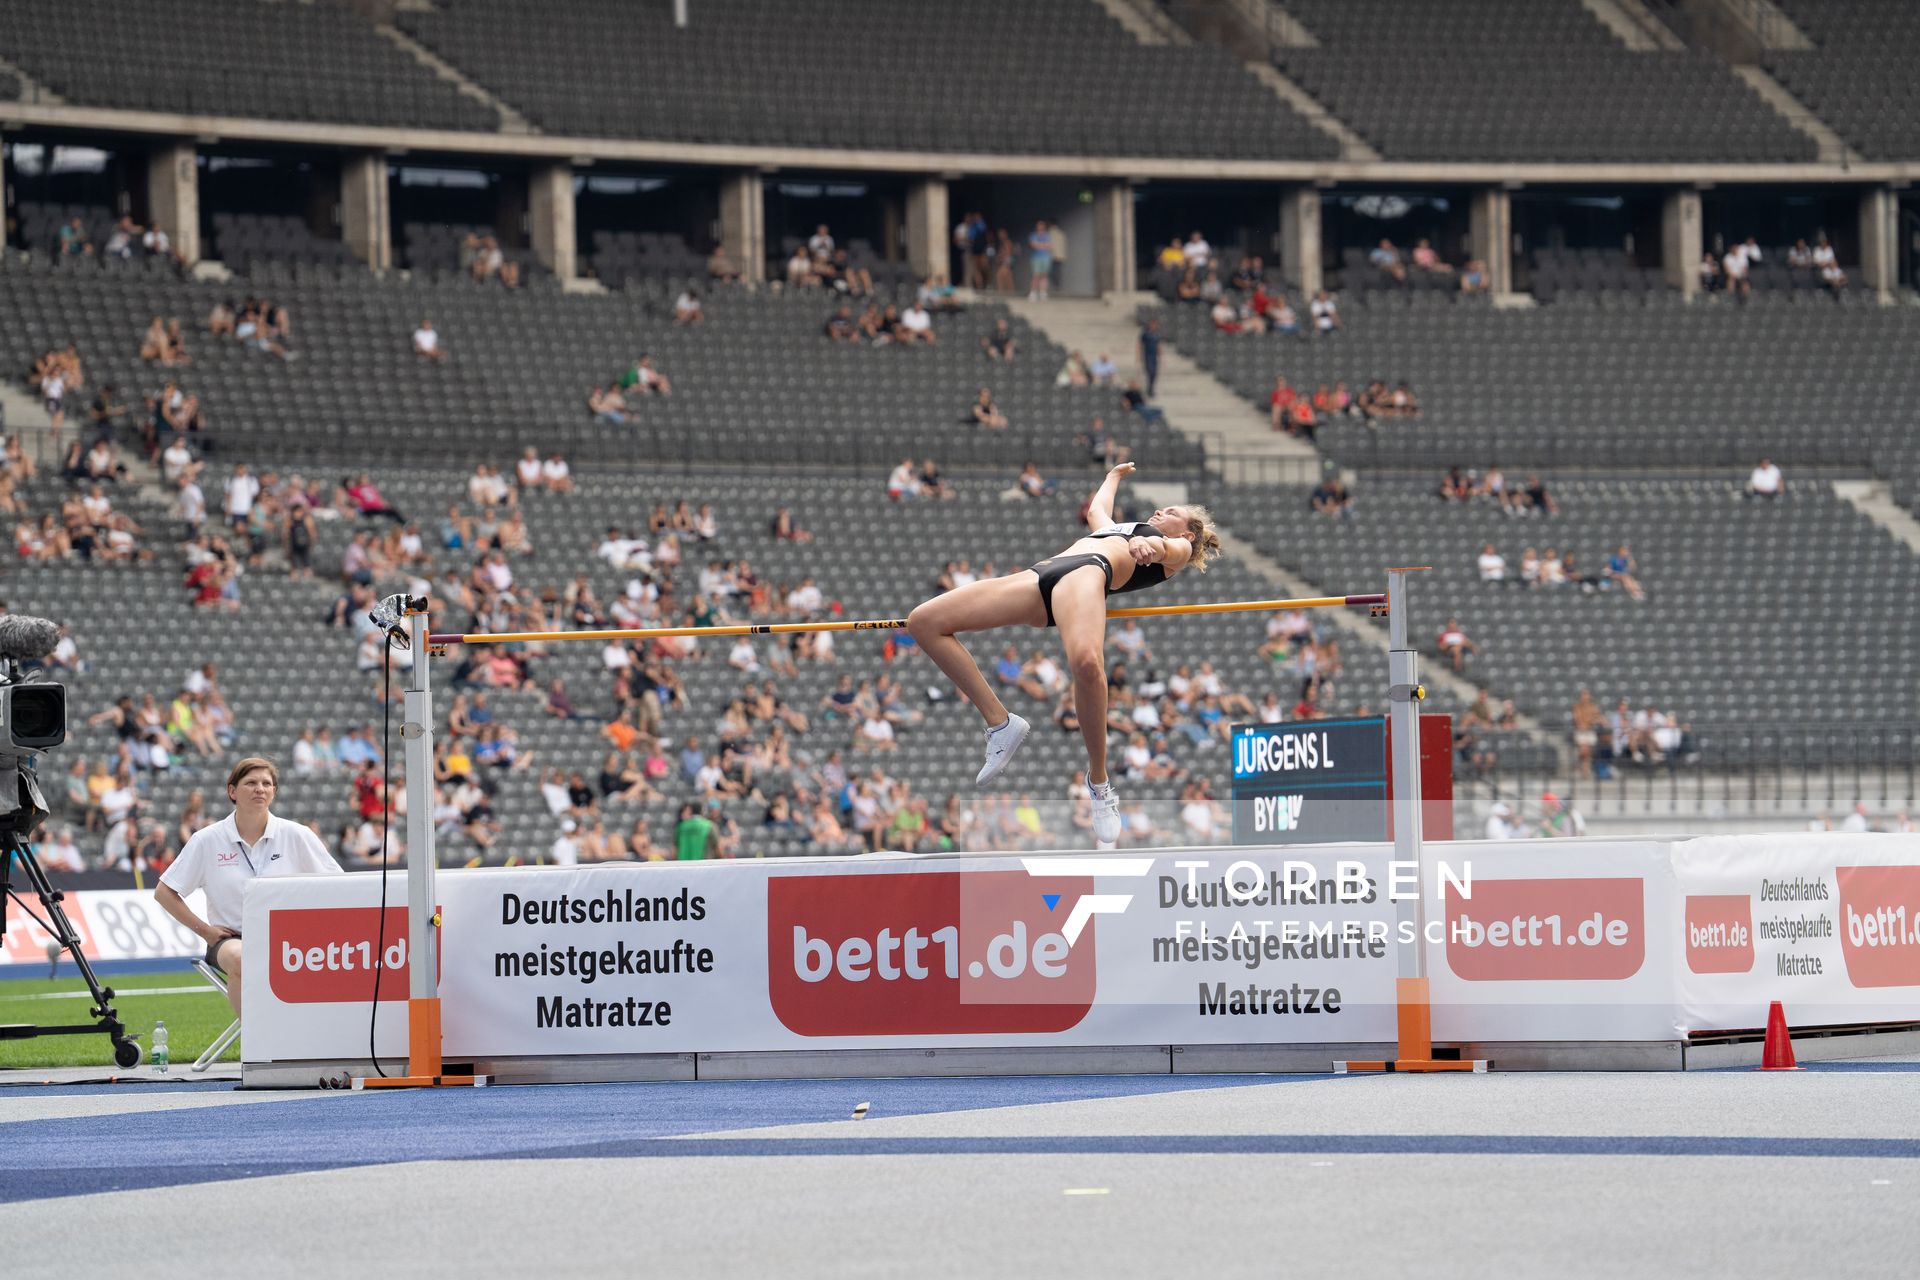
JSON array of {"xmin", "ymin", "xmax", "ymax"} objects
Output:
[
  {"xmin": 1129, "ymin": 535, "xmax": 1193, "ymax": 573},
  {"xmin": 1085, "ymin": 462, "xmax": 1135, "ymax": 529}
]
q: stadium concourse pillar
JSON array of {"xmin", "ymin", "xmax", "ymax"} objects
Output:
[
  {"xmin": 1278, "ymin": 185, "xmax": 1321, "ymax": 298},
  {"xmin": 1857, "ymin": 185, "xmax": 1897, "ymax": 302},
  {"xmin": 529, "ymin": 162, "xmax": 576, "ymax": 282},
  {"xmin": 1091, "ymin": 181, "xmax": 1136, "ymax": 295},
  {"xmin": 1469, "ymin": 187, "xmax": 1512, "ymax": 297},
  {"xmin": 145, "ymin": 140, "xmax": 199, "ymax": 266},
  {"xmin": 720, "ymin": 171, "xmax": 765, "ymax": 285},
  {"xmin": 1662, "ymin": 187, "xmax": 1703, "ymax": 300},
  {"xmin": 340, "ymin": 152, "xmax": 391, "ymax": 273},
  {"xmin": 905, "ymin": 178, "xmax": 948, "ymax": 281}
]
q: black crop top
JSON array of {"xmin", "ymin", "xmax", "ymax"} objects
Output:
[{"xmin": 1088, "ymin": 522, "xmax": 1168, "ymax": 595}]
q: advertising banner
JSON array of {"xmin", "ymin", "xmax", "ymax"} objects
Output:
[
  {"xmin": 1672, "ymin": 832, "xmax": 1920, "ymax": 1032},
  {"xmin": 242, "ymin": 848, "xmax": 1408, "ymax": 1063},
  {"xmin": 1422, "ymin": 840, "xmax": 1683, "ymax": 1043},
  {"xmin": 2, "ymin": 888, "xmax": 207, "ymax": 967}
]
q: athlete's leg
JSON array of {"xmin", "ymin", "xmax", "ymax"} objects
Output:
[
  {"xmin": 907, "ymin": 572, "xmax": 1046, "ymax": 729},
  {"xmin": 1049, "ymin": 568, "xmax": 1113, "ymax": 784}
]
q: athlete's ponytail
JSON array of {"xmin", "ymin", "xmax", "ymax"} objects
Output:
[{"xmin": 1182, "ymin": 504, "xmax": 1222, "ymax": 572}]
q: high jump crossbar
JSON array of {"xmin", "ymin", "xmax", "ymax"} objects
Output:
[{"xmin": 424, "ymin": 593, "xmax": 1389, "ymax": 648}]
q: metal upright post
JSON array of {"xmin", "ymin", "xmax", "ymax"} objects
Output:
[
  {"xmin": 1337, "ymin": 567, "xmax": 1484, "ymax": 1073},
  {"xmin": 403, "ymin": 609, "xmax": 437, "ymax": 1009},
  {"xmin": 1386, "ymin": 568, "xmax": 1425, "ymax": 981},
  {"xmin": 357, "ymin": 610, "xmax": 486, "ymax": 1088}
]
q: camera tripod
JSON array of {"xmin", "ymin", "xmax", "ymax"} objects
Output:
[{"xmin": 0, "ymin": 825, "xmax": 143, "ymax": 1069}]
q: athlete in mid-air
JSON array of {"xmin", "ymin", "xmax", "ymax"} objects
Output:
[{"xmin": 906, "ymin": 462, "xmax": 1219, "ymax": 845}]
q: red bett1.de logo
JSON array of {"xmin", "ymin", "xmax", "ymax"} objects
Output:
[
  {"xmin": 1445, "ymin": 878, "xmax": 1645, "ymax": 981},
  {"xmin": 1835, "ymin": 865, "xmax": 1920, "ymax": 989},
  {"xmin": 1685, "ymin": 894, "xmax": 1755, "ymax": 974},
  {"xmin": 268, "ymin": 906, "xmax": 419, "ymax": 1003},
  {"xmin": 767, "ymin": 871, "xmax": 1097, "ymax": 1036}
]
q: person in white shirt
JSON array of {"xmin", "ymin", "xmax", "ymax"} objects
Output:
[
  {"xmin": 1112, "ymin": 619, "xmax": 1149, "ymax": 661},
  {"xmin": 1477, "ymin": 543, "xmax": 1507, "ymax": 582},
  {"xmin": 898, "ymin": 303, "xmax": 935, "ymax": 344},
  {"xmin": 549, "ymin": 821, "xmax": 581, "ymax": 866},
  {"xmin": 1840, "ymin": 802, "xmax": 1871, "ymax": 834},
  {"xmin": 1310, "ymin": 290, "xmax": 1340, "ymax": 336},
  {"xmin": 887, "ymin": 460, "xmax": 923, "ymax": 500},
  {"xmin": 178, "ymin": 479, "xmax": 207, "ymax": 536},
  {"xmin": 292, "ymin": 727, "xmax": 320, "ymax": 777},
  {"xmin": 154, "ymin": 758, "xmax": 343, "ymax": 1017},
  {"xmin": 1484, "ymin": 801, "xmax": 1516, "ymax": 841},
  {"xmin": 541, "ymin": 454, "xmax": 572, "ymax": 492},
  {"xmin": 223, "ymin": 464, "xmax": 260, "ymax": 526},
  {"xmin": 787, "ymin": 577, "xmax": 824, "ymax": 615},
  {"xmin": 728, "ymin": 638, "xmax": 760, "ymax": 673},
  {"xmin": 1181, "ymin": 231, "xmax": 1213, "ymax": 272},
  {"xmin": 43, "ymin": 827, "xmax": 86, "ymax": 873},
  {"xmin": 515, "ymin": 447, "xmax": 544, "ymax": 491},
  {"xmin": 1748, "ymin": 457, "xmax": 1783, "ymax": 500},
  {"xmin": 412, "ymin": 320, "xmax": 444, "ymax": 361}
]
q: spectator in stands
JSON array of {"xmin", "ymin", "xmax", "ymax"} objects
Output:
[
  {"xmin": 1181, "ymin": 230, "xmax": 1213, "ymax": 274},
  {"xmin": 982, "ymin": 318, "xmax": 1019, "ymax": 361},
  {"xmin": 1436, "ymin": 617, "xmax": 1478, "ymax": 673},
  {"xmin": 769, "ymin": 505, "xmax": 814, "ymax": 544},
  {"xmin": 706, "ymin": 244, "xmax": 740, "ymax": 284},
  {"xmin": 1055, "ymin": 351, "xmax": 1091, "ymax": 387},
  {"xmin": 59, "ymin": 215, "xmax": 93, "ymax": 257},
  {"xmin": 1697, "ymin": 251, "xmax": 1721, "ymax": 294},
  {"xmin": 1605, "ymin": 544, "xmax": 1645, "ymax": 601},
  {"xmin": 1787, "ymin": 238, "xmax": 1813, "ymax": 270},
  {"xmin": 885, "ymin": 299, "xmax": 929, "ymax": 345},
  {"xmin": 1370, "ymin": 238, "xmax": 1407, "ymax": 284},
  {"xmin": 1477, "ymin": 543, "xmax": 1507, "ymax": 583},
  {"xmin": 206, "ymin": 298, "xmax": 236, "ymax": 339},
  {"xmin": 1124, "ymin": 320, "xmax": 1162, "ymax": 403},
  {"xmin": 1026, "ymin": 221, "xmax": 1054, "ymax": 300},
  {"xmin": 235, "ymin": 302, "xmax": 291, "ymax": 359},
  {"xmin": 785, "ymin": 244, "xmax": 817, "ymax": 287},
  {"xmin": 673, "ymin": 289, "xmax": 703, "ymax": 325},
  {"xmin": 1722, "ymin": 240, "xmax": 1752, "ymax": 301},
  {"xmin": 971, "ymin": 387, "xmax": 1009, "ymax": 430},
  {"xmin": 887, "ymin": 458, "xmax": 923, "ymax": 501},
  {"xmin": 1412, "ymin": 239, "xmax": 1452, "ymax": 276},
  {"xmin": 991, "ymin": 228, "xmax": 1018, "ymax": 294},
  {"xmin": 1309, "ymin": 474, "xmax": 1352, "ymax": 519},
  {"xmin": 1310, "ymin": 290, "xmax": 1341, "ymax": 337},
  {"xmin": 1747, "ymin": 457, "xmax": 1783, "ymax": 500},
  {"xmin": 1815, "ymin": 237, "xmax": 1847, "ymax": 295},
  {"xmin": 1518, "ymin": 473, "xmax": 1558, "ymax": 516},
  {"xmin": 1014, "ymin": 462, "xmax": 1056, "ymax": 500},
  {"xmin": 823, "ymin": 304, "xmax": 858, "ymax": 343},
  {"xmin": 1270, "ymin": 293, "xmax": 1302, "ymax": 337},
  {"xmin": 1175, "ymin": 269, "xmax": 1202, "ymax": 303},
  {"xmin": 583, "ymin": 385, "xmax": 629, "ymax": 426},
  {"xmin": 1570, "ymin": 688, "xmax": 1603, "ymax": 775},
  {"xmin": 918, "ymin": 458, "xmax": 956, "ymax": 499},
  {"xmin": 412, "ymin": 319, "xmax": 445, "ymax": 361},
  {"xmin": 628, "ymin": 354, "xmax": 672, "ymax": 396},
  {"xmin": 1460, "ymin": 258, "xmax": 1489, "ymax": 294},
  {"xmin": 1439, "ymin": 466, "xmax": 1473, "ymax": 502}
]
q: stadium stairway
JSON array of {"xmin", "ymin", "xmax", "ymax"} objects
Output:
[{"xmin": 1002, "ymin": 296, "xmax": 1322, "ymax": 472}]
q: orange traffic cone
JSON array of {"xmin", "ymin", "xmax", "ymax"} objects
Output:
[{"xmin": 1760, "ymin": 1000, "xmax": 1800, "ymax": 1070}]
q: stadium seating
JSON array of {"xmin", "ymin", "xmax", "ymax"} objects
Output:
[
  {"xmin": 0, "ymin": 255, "xmax": 1203, "ymax": 475},
  {"xmin": 396, "ymin": 0, "xmax": 1340, "ymax": 159},
  {"xmin": 26, "ymin": 471, "xmax": 1336, "ymax": 863},
  {"xmin": 1197, "ymin": 476, "xmax": 1920, "ymax": 745},
  {"xmin": 1270, "ymin": 0, "xmax": 1816, "ymax": 161},
  {"xmin": 1762, "ymin": 1, "xmax": 1920, "ymax": 160},
  {"xmin": 1160, "ymin": 292, "xmax": 1920, "ymax": 491},
  {"xmin": 0, "ymin": 0, "xmax": 499, "ymax": 131},
  {"xmin": 211, "ymin": 214, "xmax": 356, "ymax": 277}
]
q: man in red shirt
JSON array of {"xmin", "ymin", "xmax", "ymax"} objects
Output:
[{"xmin": 1269, "ymin": 376, "xmax": 1297, "ymax": 432}]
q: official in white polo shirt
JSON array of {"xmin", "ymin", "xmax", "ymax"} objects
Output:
[{"xmin": 156, "ymin": 757, "xmax": 342, "ymax": 1018}]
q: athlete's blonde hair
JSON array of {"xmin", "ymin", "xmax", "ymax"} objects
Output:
[{"xmin": 1177, "ymin": 504, "xmax": 1221, "ymax": 572}]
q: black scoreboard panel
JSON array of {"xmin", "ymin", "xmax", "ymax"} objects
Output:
[{"xmin": 1230, "ymin": 718, "xmax": 1389, "ymax": 845}]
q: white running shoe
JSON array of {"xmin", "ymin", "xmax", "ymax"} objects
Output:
[
  {"xmin": 1090, "ymin": 781, "xmax": 1121, "ymax": 846},
  {"xmin": 976, "ymin": 714, "xmax": 1031, "ymax": 786}
]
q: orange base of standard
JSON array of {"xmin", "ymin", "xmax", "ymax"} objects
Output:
[
  {"xmin": 1334, "ymin": 977, "xmax": 1491, "ymax": 1074},
  {"xmin": 350, "ymin": 997, "xmax": 490, "ymax": 1090}
]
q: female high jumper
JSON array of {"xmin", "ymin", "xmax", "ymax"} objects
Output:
[{"xmin": 906, "ymin": 462, "xmax": 1219, "ymax": 845}]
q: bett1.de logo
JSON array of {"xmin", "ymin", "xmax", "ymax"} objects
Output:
[{"xmin": 767, "ymin": 871, "xmax": 1096, "ymax": 1036}]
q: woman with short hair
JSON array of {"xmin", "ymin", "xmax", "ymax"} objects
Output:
[{"xmin": 155, "ymin": 758, "xmax": 342, "ymax": 1018}]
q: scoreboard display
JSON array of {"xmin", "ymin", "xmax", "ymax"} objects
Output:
[{"xmin": 1230, "ymin": 715, "xmax": 1454, "ymax": 845}]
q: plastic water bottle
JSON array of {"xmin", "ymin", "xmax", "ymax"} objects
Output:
[{"xmin": 152, "ymin": 1020, "xmax": 169, "ymax": 1073}]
